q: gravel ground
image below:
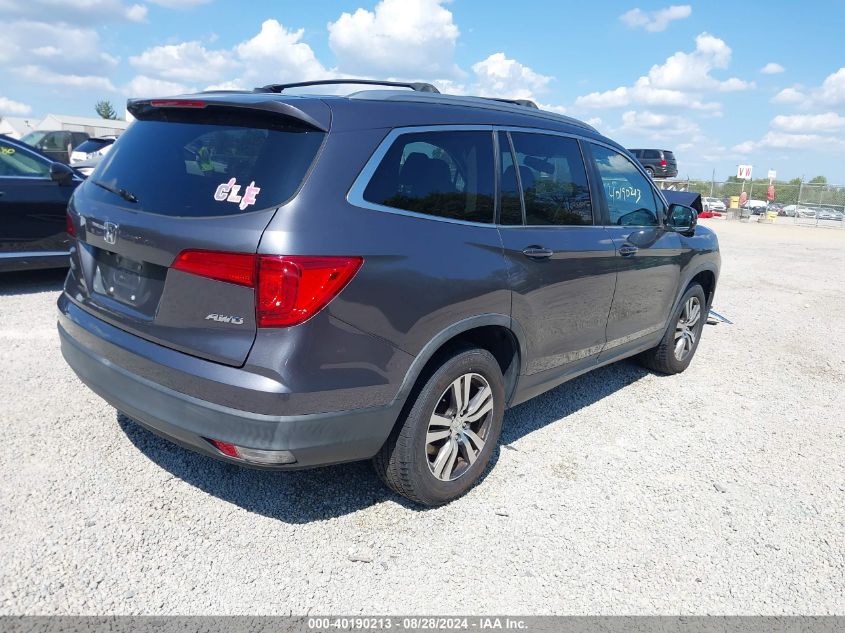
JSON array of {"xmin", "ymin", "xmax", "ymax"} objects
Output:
[{"xmin": 0, "ymin": 219, "xmax": 843, "ymax": 615}]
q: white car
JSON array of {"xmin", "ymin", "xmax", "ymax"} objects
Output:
[
  {"xmin": 702, "ymin": 197, "xmax": 726, "ymax": 212},
  {"xmin": 742, "ymin": 199, "xmax": 768, "ymax": 211},
  {"xmin": 70, "ymin": 137, "xmax": 116, "ymax": 165}
]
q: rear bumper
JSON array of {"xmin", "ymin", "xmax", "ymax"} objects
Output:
[
  {"xmin": 58, "ymin": 299, "xmax": 403, "ymax": 469},
  {"xmin": 654, "ymin": 167, "xmax": 678, "ymax": 178}
]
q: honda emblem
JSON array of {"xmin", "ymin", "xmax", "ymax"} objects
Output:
[{"xmin": 103, "ymin": 222, "xmax": 118, "ymax": 245}]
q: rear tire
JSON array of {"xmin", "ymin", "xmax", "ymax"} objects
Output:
[
  {"xmin": 374, "ymin": 347, "xmax": 504, "ymax": 506},
  {"xmin": 639, "ymin": 283, "xmax": 706, "ymax": 375},
  {"xmin": 645, "ymin": 166, "xmax": 655, "ymax": 178}
]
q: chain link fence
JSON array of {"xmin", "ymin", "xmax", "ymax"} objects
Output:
[{"xmin": 653, "ymin": 178, "xmax": 845, "ymax": 228}]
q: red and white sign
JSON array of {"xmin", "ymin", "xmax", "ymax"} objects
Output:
[
  {"xmin": 739, "ymin": 191, "xmax": 748, "ymax": 206},
  {"xmin": 767, "ymin": 185, "xmax": 775, "ymax": 201},
  {"xmin": 737, "ymin": 165, "xmax": 753, "ymax": 180}
]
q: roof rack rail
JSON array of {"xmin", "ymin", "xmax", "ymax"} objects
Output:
[
  {"xmin": 256, "ymin": 79, "xmax": 441, "ymax": 94},
  {"xmin": 485, "ymin": 97, "xmax": 539, "ymax": 109}
]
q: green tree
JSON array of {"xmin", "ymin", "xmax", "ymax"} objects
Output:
[
  {"xmin": 788, "ymin": 178, "xmax": 801, "ymax": 186},
  {"xmin": 95, "ymin": 100, "xmax": 118, "ymax": 120},
  {"xmin": 809, "ymin": 175, "xmax": 827, "ymax": 184}
]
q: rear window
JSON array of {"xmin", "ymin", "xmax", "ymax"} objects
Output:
[
  {"xmin": 89, "ymin": 118, "xmax": 324, "ymax": 217},
  {"xmin": 363, "ymin": 130, "xmax": 495, "ymax": 224},
  {"xmin": 664, "ymin": 151, "xmax": 676, "ymax": 160}
]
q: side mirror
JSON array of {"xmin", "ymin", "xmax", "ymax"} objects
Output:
[
  {"xmin": 667, "ymin": 203, "xmax": 697, "ymax": 236},
  {"xmin": 50, "ymin": 162, "xmax": 74, "ymax": 186}
]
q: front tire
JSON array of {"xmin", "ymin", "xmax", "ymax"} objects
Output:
[
  {"xmin": 639, "ymin": 283, "xmax": 707, "ymax": 375},
  {"xmin": 374, "ymin": 347, "xmax": 504, "ymax": 506}
]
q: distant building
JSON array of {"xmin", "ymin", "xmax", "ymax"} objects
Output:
[
  {"xmin": 35, "ymin": 114, "xmax": 130, "ymax": 138},
  {"xmin": 0, "ymin": 117, "xmax": 37, "ymax": 139}
]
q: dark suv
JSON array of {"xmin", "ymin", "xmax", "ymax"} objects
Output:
[
  {"xmin": 58, "ymin": 80, "xmax": 720, "ymax": 505},
  {"xmin": 629, "ymin": 148, "xmax": 678, "ymax": 179}
]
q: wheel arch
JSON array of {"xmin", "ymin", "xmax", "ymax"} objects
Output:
[{"xmin": 391, "ymin": 314, "xmax": 524, "ymax": 417}]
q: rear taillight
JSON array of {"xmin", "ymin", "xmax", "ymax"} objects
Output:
[
  {"xmin": 66, "ymin": 211, "xmax": 76, "ymax": 237},
  {"xmin": 172, "ymin": 250, "xmax": 255, "ymax": 287},
  {"xmin": 256, "ymin": 256, "xmax": 363, "ymax": 327},
  {"xmin": 172, "ymin": 251, "xmax": 362, "ymax": 328},
  {"xmin": 660, "ymin": 158, "xmax": 667, "ymax": 167}
]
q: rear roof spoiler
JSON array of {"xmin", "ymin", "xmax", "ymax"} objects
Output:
[{"xmin": 126, "ymin": 97, "xmax": 330, "ymax": 132}]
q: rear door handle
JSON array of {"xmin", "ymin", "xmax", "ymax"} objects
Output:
[
  {"xmin": 618, "ymin": 244, "xmax": 638, "ymax": 257},
  {"xmin": 522, "ymin": 246, "xmax": 554, "ymax": 260}
]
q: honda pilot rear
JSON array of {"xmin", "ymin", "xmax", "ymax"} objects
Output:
[{"xmin": 59, "ymin": 94, "xmax": 409, "ymax": 471}]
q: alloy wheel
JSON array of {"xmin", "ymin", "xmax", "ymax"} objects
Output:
[
  {"xmin": 425, "ymin": 372, "xmax": 494, "ymax": 482},
  {"xmin": 674, "ymin": 296, "xmax": 701, "ymax": 361}
]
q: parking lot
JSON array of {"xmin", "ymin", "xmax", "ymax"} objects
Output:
[{"xmin": 0, "ymin": 219, "xmax": 843, "ymax": 615}]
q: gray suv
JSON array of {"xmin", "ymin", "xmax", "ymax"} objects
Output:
[
  {"xmin": 58, "ymin": 80, "xmax": 720, "ymax": 506},
  {"xmin": 629, "ymin": 148, "xmax": 678, "ymax": 179}
]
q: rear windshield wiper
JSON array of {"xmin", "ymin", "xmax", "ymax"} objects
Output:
[{"xmin": 91, "ymin": 179, "xmax": 140, "ymax": 204}]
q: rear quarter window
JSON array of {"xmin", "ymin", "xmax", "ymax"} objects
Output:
[{"xmin": 362, "ymin": 130, "xmax": 495, "ymax": 224}]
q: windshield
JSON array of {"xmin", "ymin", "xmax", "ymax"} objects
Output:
[
  {"xmin": 88, "ymin": 118, "xmax": 325, "ymax": 217},
  {"xmin": 19, "ymin": 131, "xmax": 48, "ymax": 147}
]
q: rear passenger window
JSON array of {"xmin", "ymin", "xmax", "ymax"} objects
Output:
[
  {"xmin": 509, "ymin": 132, "xmax": 592, "ymax": 226},
  {"xmin": 363, "ymin": 131, "xmax": 495, "ymax": 223}
]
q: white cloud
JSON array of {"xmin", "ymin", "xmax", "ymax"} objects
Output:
[
  {"xmin": 145, "ymin": 0, "xmax": 211, "ymax": 7},
  {"xmin": 730, "ymin": 140, "xmax": 755, "ymax": 155},
  {"xmin": 434, "ymin": 53, "xmax": 564, "ymax": 112},
  {"xmin": 619, "ymin": 109, "xmax": 701, "ymax": 137},
  {"xmin": 125, "ymin": 75, "xmax": 189, "ymax": 97},
  {"xmin": 772, "ymin": 87, "xmax": 804, "ymax": 104},
  {"xmin": 0, "ymin": 96, "xmax": 32, "ymax": 115},
  {"xmin": 620, "ymin": 5, "xmax": 691, "ymax": 32},
  {"xmin": 125, "ymin": 19, "xmax": 329, "ymax": 96},
  {"xmin": 577, "ymin": 86, "xmax": 630, "ymax": 109},
  {"xmin": 759, "ymin": 131, "xmax": 845, "ymax": 150},
  {"xmin": 130, "ymin": 41, "xmax": 237, "ymax": 83},
  {"xmin": 815, "ymin": 68, "xmax": 845, "ymax": 106},
  {"xmin": 0, "ymin": 0, "xmax": 146, "ymax": 23},
  {"xmin": 760, "ymin": 62, "xmax": 785, "ymax": 74},
  {"xmin": 328, "ymin": 0, "xmax": 461, "ymax": 77},
  {"xmin": 732, "ymin": 131, "xmax": 845, "ymax": 154},
  {"xmin": 235, "ymin": 19, "xmax": 329, "ymax": 85},
  {"xmin": 2, "ymin": 21, "xmax": 119, "ymax": 77},
  {"xmin": 471, "ymin": 53, "xmax": 551, "ymax": 99},
  {"xmin": 126, "ymin": 4, "xmax": 147, "ymax": 21},
  {"xmin": 575, "ymin": 33, "xmax": 752, "ymax": 111},
  {"xmin": 15, "ymin": 65, "xmax": 116, "ymax": 92},
  {"xmin": 771, "ymin": 68, "xmax": 845, "ymax": 109},
  {"xmin": 771, "ymin": 112, "xmax": 845, "ymax": 133}
]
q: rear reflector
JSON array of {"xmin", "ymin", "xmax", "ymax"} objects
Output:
[
  {"xmin": 66, "ymin": 211, "xmax": 76, "ymax": 237},
  {"xmin": 171, "ymin": 250, "xmax": 363, "ymax": 327},
  {"xmin": 206, "ymin": 438, "xmax": 296, "ymax": 465},
  {"xmin": 209, "ymin": 439, "xmax": 239, "ymax": 458},
  {"xmin": 172, "ymin": 250, "xmax": 255, "ymax": 287}
]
